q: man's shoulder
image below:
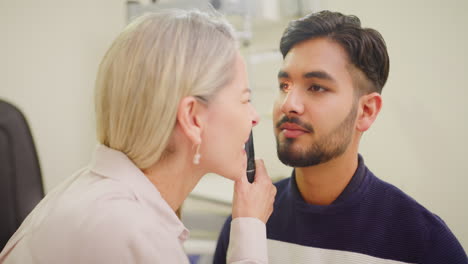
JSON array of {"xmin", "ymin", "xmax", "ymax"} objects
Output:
[
  {"xmin": 368, "ymin": 172, "xmax": 450, "ymax": 231},
  {"xmin": 370, "ymin": 174, "xmax": 427, "ymax": 210},
  {"xmin": 371, "ymin": 175, "xmax": 467, "ymax": 261}
]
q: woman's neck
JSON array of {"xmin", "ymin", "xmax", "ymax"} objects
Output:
[{"xmin": 142, "ymin": 151, "xmax": 205, "ymax": 212}]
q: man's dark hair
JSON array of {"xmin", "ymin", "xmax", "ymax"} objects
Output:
[{"xmin": 280, "ymin": 10, "xmax": 390, "ymax": 94}]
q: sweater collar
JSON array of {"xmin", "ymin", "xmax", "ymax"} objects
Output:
[{"xmin": 289, "ymin": 154, "xmax": 369, "ymax": 212}]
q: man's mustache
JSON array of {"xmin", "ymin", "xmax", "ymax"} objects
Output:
[{"xmin": 276, "ymin": 116, "xmax": 314, "ymax": 133}]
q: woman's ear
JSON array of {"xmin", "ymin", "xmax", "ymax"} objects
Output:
[
  {"xmin": 356, "ymin": 92, "xmax": 382, "ymax": 132},
  {"xmin": 176, "ymin": 96, "xmax": 205, "ymax": 145}
]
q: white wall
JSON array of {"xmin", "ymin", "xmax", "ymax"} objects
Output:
[
  {"xmin": 0, "ymin": 0, "xmax": 126, "ymax": 190},
  {"xmin": 327, "ymin": 0, "xmax": 468, "ymax": 250},
  {"xmin": 1, "ymin": 0, "xmax": 467, "ymax": 251}
]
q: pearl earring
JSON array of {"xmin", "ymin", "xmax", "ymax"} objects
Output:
[{"xmin": 193, "ymin": 143, "xmax": 201, "ymax": 165}]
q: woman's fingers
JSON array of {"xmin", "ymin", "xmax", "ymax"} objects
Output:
[{"xmin": 232, "ymin": 159, "xmax": 277, "ymax": 223}]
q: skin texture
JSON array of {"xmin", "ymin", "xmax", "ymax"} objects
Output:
[
  {"xmin": 273, "ymin": 37, "xmax": 382, "ymax": 205},
  {"xmin": 144, "ymin": 52, "xmax": 276, "ymax": 223},
  {"xmin": 202, "ymin": 53, "xmax": 259, "ymax": 181}
]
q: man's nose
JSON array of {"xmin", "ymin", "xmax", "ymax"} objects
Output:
[{"xmin": 280, "ymin": 88, "xmax": 304, "ymax": 116}]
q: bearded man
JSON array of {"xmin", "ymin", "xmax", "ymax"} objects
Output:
[{"xmin": 214, "ymin": 10, "xmax": 467, "ymax": 264}]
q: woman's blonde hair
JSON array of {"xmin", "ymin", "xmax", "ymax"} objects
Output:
[{"xmin": 95, "ymin": 9, "xmax": 237, "ymax": 169}]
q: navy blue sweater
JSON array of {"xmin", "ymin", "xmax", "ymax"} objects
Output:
[{"xmin": 214, "ymin": 156, "xmax": 467, "ymax": 263}]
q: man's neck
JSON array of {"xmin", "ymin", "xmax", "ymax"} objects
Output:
[{"xmin": 295, "ymin": 148, "xmax": 359, "ymax": 205}]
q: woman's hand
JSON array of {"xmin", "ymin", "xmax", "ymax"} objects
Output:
[{"xmin": 232, "ymin": 159, "xmax": 277, "ymax": 223}]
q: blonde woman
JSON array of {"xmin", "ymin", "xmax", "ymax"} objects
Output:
[{"xmin": 0, "ymin": 9, "xmax": 276, "ymax": 263}]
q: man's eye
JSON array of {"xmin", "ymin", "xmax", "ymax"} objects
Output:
[{"xmin": 309, "ymin": 84, "xmax": 326, "ymax": 92}]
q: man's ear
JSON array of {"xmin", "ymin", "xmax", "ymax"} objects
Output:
[
  {"xmin": 176, "ymin": 96, "xmax": 205, "ymax": 145},
  {"xmin": 356, "ymin": 92, "xmax": 382, "ymax": 132}
]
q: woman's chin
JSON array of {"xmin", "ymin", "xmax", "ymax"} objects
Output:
[
  {"xmin": 225, "ymin": 168, "xmax": 246, "ymax": 182},
  {"xmin": 215, "ymin": 160, "xmax": 247, "ymax": 181}
]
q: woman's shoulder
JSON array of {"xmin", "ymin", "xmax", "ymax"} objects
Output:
[{"xmin": 45, "ymin": 168, "xmax": 162, "ymax": 235}]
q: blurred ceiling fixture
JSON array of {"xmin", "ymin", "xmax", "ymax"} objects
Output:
[
  {"xmin": 126, "ymin": 0, "xmax": 321, "ymax": 47},
  {"xmin": 127, "ymin": 0, "xmax": 254, "ymax": 47}
]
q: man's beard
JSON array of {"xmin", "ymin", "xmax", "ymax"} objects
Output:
[{"xmin": 275, "ymin": 102, "xmax": 358, "ymax": 167}]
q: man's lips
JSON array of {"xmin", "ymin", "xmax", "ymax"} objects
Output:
[
  {"xmin": 279, "ymin": 122, "xmax": 310, "ymax": 138},
  {"xmin": 279, "ymin": 122, "xmax": 309, "ymax": 131}
]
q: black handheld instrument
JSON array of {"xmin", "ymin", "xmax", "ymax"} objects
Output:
[{"xmin": 246, "ymin": 131, "xmax": 256, "ymax": 183}]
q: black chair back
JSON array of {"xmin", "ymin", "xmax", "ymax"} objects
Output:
[{"xmin": 0, "ymin": 99, "xmax": 44, "ymax": 250}]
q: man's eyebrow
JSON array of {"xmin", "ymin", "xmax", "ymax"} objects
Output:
[
  {"xmin": 242, "ymin": 87, "xmax": 251, "ymax": 93},
  {"xmin": 278, "ymin": 71, "xmax": 289, "ymax": 79},
  {"xmin": 278, "ymin": 70, "xmax": 335, "ymax": 83},
  {"xmin": 303, "ymin": 71, "xmax": 336, "ymax": 82}
]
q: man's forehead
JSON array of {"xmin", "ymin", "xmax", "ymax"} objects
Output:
[
  {"xmin": 285, "ymin": 38, "xmax": 349, "ymax": 63},
  {"xmin": 280, "ymin": 42, "xmax": 352, "ymax": 80}
]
